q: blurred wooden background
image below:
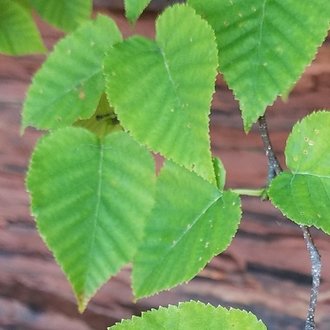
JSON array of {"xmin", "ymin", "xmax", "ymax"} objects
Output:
[{"xmin": 0, "ymin": 3, "xmax": 330, "ymax": 329}]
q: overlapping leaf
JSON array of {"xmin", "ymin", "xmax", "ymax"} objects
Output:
[
  {"xmin": 269, "ymin": 111, "xmax": 330, "ymax": 234},
  {"xmin": 0, "ymin": 0, "xmax": 45, "ymax": 55},
  {"xmin": 109, "ymin": 301, "xmax": 267, "ymax": 329},
  {"xmin": 104, "ymin": 4, "xmax": 218, "ymax": 183},
  {"xmin": 133, "ymin": 161, "xmax": 241, "ymax": 298},
  {"xmin": 30, "ymin": 0, "xmax": 92, "ymax": 32},
  {"xmin": 22, "ymin": 16, "xmax": 122, "ymax": 131},
  {"xmin": 124, "ymin": 0, "xmax": 151, "ymax": 22},
  {"xmin": 27, "ymin": 128, "xmax": 156, "ymax": 311},
  {"xmin": 188, "ymin": 0, "xmax": 330, "ymax": 130},
  {"xmin": 74, "ymin": 93, "xmax": 123, "ymax": 137}
]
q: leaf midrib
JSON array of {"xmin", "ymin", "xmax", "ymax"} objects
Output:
[
  {"xmin": 83, "ymin": 140, "xmax": 105, "ymax": 293},
  {"xmin": 157, "ymin": 45, "xmax": 183, "ymax": 111},
  {"xmin": 291, "ymin": 172, "xmax": 330, "ymax": 180}
]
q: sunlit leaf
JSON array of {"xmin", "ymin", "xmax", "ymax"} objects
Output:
[
  {"xmin": 133, "ymin": 161, "xmax": 241, "ymax": 298},
  {"xmin": 109, "ymin": 301, "xmax": 267, "ymax": 329},
  {"xmin": 0, "ymin": 0, "xmax": 45, "ymax": 55},
  {"xmin": 22, "ymin": 16, "xmax": 122, "ymax": 131},
  {"xmin": 27, "ymin": 128, "xmax": 156, "ymax": 311},
  {"xmin": 269, "ymin": 111, "xmax": 330, "ymax": 234},
  {"xmin": 104, "ymin": 4, "xmax": 218, "ymax": 183},
  {"xmin": 213, "ymin": 156, "xmax": 226, "ymax": 190},
  {"xmin": 188, "ymin": 0, "xmax": 330, "ymax": 130},
  {"xmin": 124, "ymin": 0, "xmax": 151, "ymax": 22},
  {"xmin": 30, "ymin": 0, "xmax": 92, "ymax": 32}
]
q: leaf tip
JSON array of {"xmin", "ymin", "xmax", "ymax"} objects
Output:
[{"xmin": 77, "ymin": 294, "xmax": 89, "ymax": 314}]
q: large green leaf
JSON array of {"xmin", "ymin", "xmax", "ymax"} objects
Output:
[
  {"xmin": 133, "ymin": 161, "xmax": 241, "ymax": 298},
  {"xmin": 0, "ymin": 0, "xmax": 45, "ymax": 55},
  {"xmin": 27, "ymin": 128, "xmax": 156, "ymax": 311},
  {"xmin": 269, "ymin": 111, "xmax": 330, "ymax": 234},
  {"xmin": 109, "ymin": 301, "xmax": 267, "ymax": 329},
  {"xmin": 188, "ymin": 0, "xmax": 330, "ymax": 130},
  {"xmin": 29, "ymin": 0, "xmax": 92, "ymax": 32},
  {"xmin": 22, "ymin": 16, "xmax": 122, "ymax": 131},
  {"xmin": 104, "ymin": 4, "xmax": 218, "ymax": 183},
  {"xmin": 124, "ymin": 0, "xmax": 151, "ymax": 22}
]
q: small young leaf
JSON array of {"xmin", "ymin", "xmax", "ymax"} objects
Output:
[
  {"xmin": 188, "ymin": 0, "xmax": 330, "ymax": 130},
  {"xmin": 29, "ymin": 0, "xmax": 92, "ymax": 32},
  {"xmin": 27, "ymin": 128, "xmax": 156, "ymax": 311},
  {"xmin": 212, "ymin": 156, "xmax": 226, "ymax": 190},
  {"xmin": 22, "ymin": 16, "xmax": 122, "ymax": 131},
  {"xmin": 124, "ymin": 0, "xmax": 151, "ymax": 22},
  {"xmin": 74, "ymin": 93, "xmax": 123, "ymax": 138},
  {"xmin": 109, "ymin": 301, "xmax": 267, "ymax": 329},
  {"xmin": 269, "ymin": 111, "xmax": 330, "ymax": 234},
  {"xmin": 0, "ymin": 0, "xmax": 45, "ymax": 55},
  {"xmin": 133, "ymin": 161, "xmax": 241, "ymax": 298},
  {"xmin": 104, "ymin": 4, "xmax": 218, "ymax": 183}
]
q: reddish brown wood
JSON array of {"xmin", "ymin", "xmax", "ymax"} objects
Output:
[{"xmin": 0, "ymin": 9, "xmax": 330, "ymax": 330}]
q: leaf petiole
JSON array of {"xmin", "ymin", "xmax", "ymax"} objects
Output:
[{"xmin": 231, "ymin": 188, "xmax": 266, "ymax": 197}]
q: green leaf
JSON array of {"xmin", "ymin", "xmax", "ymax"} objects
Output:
[
  {"xmin": 0, "ymin": 0, "xmax": 45, "ymax": 55},
  {"xmin": 133, "ymin": 161, "xmax": 241, "ymax": 298},
  {"xmin": 74, "ymin": 93, "xmax": 123, "ymax": 138},
  {"xmin": 109, "ymin": 301, "xmax": 267, "ymax": 329},
  {"xmin": 14, "ymin": 0, "xmax": 31, "ymax": 10},
  {"xmin": 269, "ymin": 111, "xmax": 330, "ymax": 234},
  {"xmin": 27, "ymin": 128, "xmax": 156, "ymax": 311},
  {"xmin": 22, "ymin": 15, "xmax": 122, "ymax": 131},
  {"xmin": 104, "ymin": 4, "xmax": 218, "ymax": 183},
  {"xmin": 124, "ymin": 0, "xmax": 151, "ymax": 22},
  {"xmin": 212, "ymin": 156, "xmax": 226, "ymax": 190},
  {"xmin": 29, "ymin": 0, "xmax": 92, "ymax": 32},
  {"xmin": 188, "ymin": 0, "xmax": 330, "ymax": 130}
]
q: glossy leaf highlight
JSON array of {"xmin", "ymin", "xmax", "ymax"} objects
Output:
[
  {"xmin": 30, "ymin": 0, "xmax": 92, "ymax": 32},
  {"xmin": 104, "ymin": 4, "xmax": 218, "ymax": 183},
  {"xmin": 269, "ymin": 111, "xmax": 330, "ymax": 234},
  {"xmin": 133, "ymin": 161, "xmax": 241, "ymax": 298},
  {"xmin": 109, "ymin": 301, "xmax": 267, "ymax": 329},
  {"xmin": 188, "ymin": 0, "xmax": 330, "ymax": 130},
  {"xmin": 27, "ymin": 128, "xmax": 156, "ymax": 311},
  {"xmin": 0, "ymin": 0, "xmax": 45, "ymax": 55},
  {"xmin": 22, "ymin": 16, "xmax": 122, "ymax": 131}
]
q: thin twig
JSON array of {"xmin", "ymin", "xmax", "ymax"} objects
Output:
[
  {"xmin": 257, "ymin": 114, "xmax": 321, "ymax": 330},
  {"xmin": 257, "ymin": 115, "xmax": 282, "ymax": 181},
  {"xmin": 301, "ymin": 226, "xmax": 322, "ymax": 330}
]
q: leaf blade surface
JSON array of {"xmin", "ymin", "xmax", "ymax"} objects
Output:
[
  {"xmin": 124, "ymin": 0, "xmax": 151, "ymax": 22},
  {"xmin": 22, "ymin": 16, "xmax": 122, "ymax": 131},
  {"xmin": 0, "ymin": 0, "xmax": 45, "ymax": 55},
  {"xmin": 109, "ymin": 301, "xmax": 267, "ymax": 329},
  {"xmin": 188, "ymin": 0, "xmax": 330, "ymax": 130},
  {"xmin": 104, "ymin": 5, "xmax": 218, "ymax": 182},
  {"xmin": 133, "ymin": 161, "xmax": 241, "ymax": 298},
  {"xmin": 30, "ymin": 0, "xmax": 92, "ymax": 32},
  {"xmin": 27, "ymin": 128, "xmax": 156, "ymax": 311},
  {"xmin": 269, "ymin": 111, "xmax": 330, "ymax": 234}
]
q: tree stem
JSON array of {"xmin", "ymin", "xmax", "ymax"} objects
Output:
[
  {"xmin": 257, "ymin": 114, "xmax": 321, "ymax": 330},
  {"xmin": 257, "ymin": 115, "xmax": 282, "ymax": 182},
  {"xmin": 301, "ymin": 226, "xmax": 322, "ymax": 330}
]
